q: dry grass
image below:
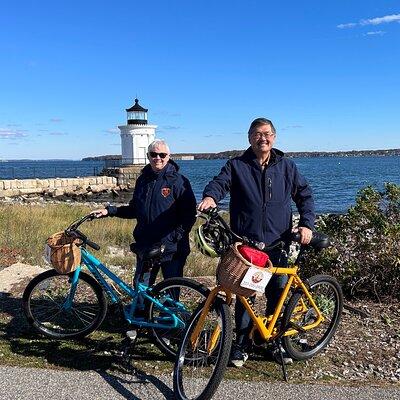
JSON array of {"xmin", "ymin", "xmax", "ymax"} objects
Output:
[
  {"xmin": 0, "ymin": 203, "xmax": 134, "ymax": 269},
  {"xmin": 0, "ymin": 203, "xmax": 215, "ymax": 277}
]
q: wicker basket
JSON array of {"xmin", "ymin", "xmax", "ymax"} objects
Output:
[
  {"xmin": 216, "ymin": 242, "xmax": 273, "ymax": 297},
  {"xmin": 45, "ymin": 231, "xmax": 82, "ymax": 274}
]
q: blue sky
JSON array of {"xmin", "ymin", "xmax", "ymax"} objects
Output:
[{"xmin": 0, "ymin": 1, "xmax": 399, "ymax": 159}]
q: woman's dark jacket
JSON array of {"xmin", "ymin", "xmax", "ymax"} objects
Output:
[
  {"xmin": 108, "ymin": 160, "xmax": 196, "ymax": 261},
  {"xmin": 203, "ymin": 147, "xmax": 315, "ymax": 245}
]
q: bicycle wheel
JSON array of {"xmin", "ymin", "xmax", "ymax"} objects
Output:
[
  {"xmin": 282, "ymin": 274, "xmax": 343, "ymax": 360},
  {"xmin": 149, "ymin": 277, "xmax": 209, "ymax": 358},
  {"xmin": 173, "ymin": 299, "xmax": 233, "ymax": 400},
  {"xmin": 23, "ymin": 269, "xmax": 107, "ymax": 339}
]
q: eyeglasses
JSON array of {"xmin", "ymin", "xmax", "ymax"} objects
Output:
[
  {"xmin": 149, "ymin": 152, "xmax": 169, "ymax": 159},
  {"xmin": 251, "ymin": 131, "xmax": 275, "ymax": 139}
]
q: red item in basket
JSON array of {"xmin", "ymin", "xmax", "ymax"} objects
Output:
[{"xmin": 237, "ymin": 245, "xmax": 269, "ymax": 268}]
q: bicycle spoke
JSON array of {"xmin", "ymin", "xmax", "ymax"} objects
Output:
[
  {"xmin": 24, "ymin": 271, "xmax": 106, "ymax": 338},
  {"xmin": 174, "ymin": 301, "xmax": 233, "ymax": 400}
]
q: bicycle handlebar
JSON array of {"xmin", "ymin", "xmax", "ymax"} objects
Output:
[
  {"xmin": 198, "ymin": 207, "xmax": 330, "ymax": 252},
  {"xmin": 65, "ymin": 214, "xmax": 101, "ymax": 251}
]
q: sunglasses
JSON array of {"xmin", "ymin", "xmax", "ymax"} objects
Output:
[{"xmin": 149, "ymin": 152, "xmax": 168, "ymax": 159}]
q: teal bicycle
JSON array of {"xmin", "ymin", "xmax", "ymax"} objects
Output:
[{"xmin": 22, "ymin": 213, "xmax": 209, "ymax": 358}]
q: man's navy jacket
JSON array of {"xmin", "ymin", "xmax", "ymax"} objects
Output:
[
  {"xmin": 203, "ymin": 147, "xmax": 315, "ymax": 245},
  {"xmin": 108, "ymin": 160, "xmax": 196, "ymax": 260}
]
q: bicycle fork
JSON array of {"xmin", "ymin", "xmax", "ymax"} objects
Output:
[
  {"xmin": 190, "ymin": 287, "xmax": 232, "ymax": 354},
  {"xmin": 62, "ymin": 267, "xmax": 82, "ymax": 310}
]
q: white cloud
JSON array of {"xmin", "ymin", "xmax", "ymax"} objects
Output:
[
  {"xmin": 337, "ymin": 22, "xmax": 357, "ymax": 29},
  {"xmin": 364, "ymin": 31, "xmax": 386, "ymax": 36},
  {"xmin": 361, "ymin": 14, "xmax": 400, "ymax": 26},
  {"xmin": 337, "ymin": 13, "xmax": 400, "ymax": 29},
  {"xmin": 50, "ymin": 118, "xmax": 63, "ymax": 123},
  {"xmin": 0, "ymin": 129, "xmax": 29, "ymax": 139}
]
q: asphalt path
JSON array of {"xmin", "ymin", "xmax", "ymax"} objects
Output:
[{"xmin": 1, "ymin": 366, "xmax": 400, "ymax": 400}]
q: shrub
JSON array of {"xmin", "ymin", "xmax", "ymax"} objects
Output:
[{"xmin": 303, "ymin": 183, "xmax": 400, "ymax": 300}]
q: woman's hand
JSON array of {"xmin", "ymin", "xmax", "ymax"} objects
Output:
[
  {"xmin": 91, "ymin": 208, "xmax": 109, "ymax": 218},
  {"xmin": 197, "ymin": 196, "xmax": 217, "ymax": 212}
]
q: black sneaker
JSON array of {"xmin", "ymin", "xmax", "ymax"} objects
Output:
[{"xmin": 229, "ymin": 346, "xmax": 249, "ymax": 368}]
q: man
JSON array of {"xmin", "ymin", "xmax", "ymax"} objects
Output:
[
  {"xmin": 198, "ymin": 118, "xmax": 315, "ymax": 367},
  {"xmin": 94, "ymin": 139, "xmax": 196, "ymax": 291}
]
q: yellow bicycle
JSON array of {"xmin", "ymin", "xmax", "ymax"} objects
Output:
[{"xmin": 173, "ymin": 209, "xmax": 343, "ymax": 400}]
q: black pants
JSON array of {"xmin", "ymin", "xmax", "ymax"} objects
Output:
[
  {"xmin": 234, "ymin": 248, "xmax": 288, "ymax": 349},
  {"xmin": 134, "ymin": 253, "xmax": 187, "ymax": 309}
]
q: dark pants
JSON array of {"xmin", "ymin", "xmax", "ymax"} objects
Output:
[
  {"xmin": 134, "ymin": 253, "xmax": 187, "ymax": 309},
  {"xmin": 234, "ymin": 248, "xmax": 288, "ymax": 349}
]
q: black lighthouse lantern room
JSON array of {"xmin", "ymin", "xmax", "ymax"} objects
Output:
[{"xmin": 126, "ymin": 98, "xmax": 148, "ymax": 125}]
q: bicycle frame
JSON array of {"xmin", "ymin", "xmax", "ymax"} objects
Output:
[
  {"xmin": 190, "ymin": 263, "xmax": 325, "ymax": 350},
  {"xmin": 66, "ymin": 247, "xmax": 186, "ymax": 330}
]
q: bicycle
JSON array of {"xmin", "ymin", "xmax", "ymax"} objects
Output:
[
  {"xmin": 173, "ymin": 208, "xmax": 343, "ymax": 400},
  {"xmin": 22, "ymin": 213, "xmax": 209, "ymax": 359}
]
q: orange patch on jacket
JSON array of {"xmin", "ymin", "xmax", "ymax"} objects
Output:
[{"xmin": 161, "ymin": 187, "xmax": 171, "ymax": 197}]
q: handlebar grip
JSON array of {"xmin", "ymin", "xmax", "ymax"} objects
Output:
[
  {"xmin": 290, "ymin": 232, "xmax": 302, "ymax": 243},
  {"xmin": 86, "ymin": 239, "xmax": 100, "ymax": 251}
]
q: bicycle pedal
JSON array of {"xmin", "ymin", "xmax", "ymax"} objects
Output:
[{"xmin": 289, "ymin": 321, "xmax": 306, "ymax": 333}]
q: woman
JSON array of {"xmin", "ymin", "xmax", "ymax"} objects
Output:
[{"xmin": 93, "ymin": 139, "xmax": 196, "ymax": 290}]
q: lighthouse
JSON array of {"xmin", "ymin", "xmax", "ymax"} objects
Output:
[{"xmin": 118, "ymin": 99, "xmax": 157, "ymax": 165}]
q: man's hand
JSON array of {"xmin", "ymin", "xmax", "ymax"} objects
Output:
[
  {"xmin": 197, "ymin": 196, "xmax": 217, "ymax": 211},
  {"xmin": 297, "ymin": 226, "xmax": 313, "ymax": 245},
  {"xmin": 91, "ymin": 208, "xmax": 109, "ymax": 218}
]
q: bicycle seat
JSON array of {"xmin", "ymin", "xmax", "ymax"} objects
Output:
[{"xmin": 131, "ymin": 243, "xmax": 165, "ymax": 261}]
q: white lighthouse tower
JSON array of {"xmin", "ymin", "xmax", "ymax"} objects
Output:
[{"xmin": 118, "ymin": 99, "xmax": 157, "ymax": 165}]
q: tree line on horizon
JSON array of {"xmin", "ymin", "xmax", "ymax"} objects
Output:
[{"xmin": 82, "ymin": 148, "xmax": 400, "ymax": 161}]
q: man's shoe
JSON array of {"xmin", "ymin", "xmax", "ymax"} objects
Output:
[
  {"xmin": 229, "ymin": 346, "xmax": 249, "ymax": 368},
  {"xmin": 272, "ymin": 345, "xmax": 293, "ymax": 365}
]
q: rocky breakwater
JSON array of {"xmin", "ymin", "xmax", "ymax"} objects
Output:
[{"xmin": 0, "ymin": 176, "xmax": 125, "ymax": 200}]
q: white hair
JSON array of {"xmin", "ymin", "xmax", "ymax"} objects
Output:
[{"xmin": 147, "ymin": 139, "xmax": 170, "ymax": 153}]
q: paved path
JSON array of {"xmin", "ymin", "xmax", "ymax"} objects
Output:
[{"xmin": 1, "ymin": 366, "xmax": 400, "ymax": 400}]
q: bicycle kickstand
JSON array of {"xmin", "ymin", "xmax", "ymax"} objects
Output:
[
  {"xmin": 121, "ymin": 329, "xmax": 139, "ymax": 370},
  {"xmin": 276, "ymin": 338, "xmax": 289, "ymax": 383}
]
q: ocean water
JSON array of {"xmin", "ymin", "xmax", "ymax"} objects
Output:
[{"xmin": 1, "ymin": 156, "xmax": 400, "ymax": 214}]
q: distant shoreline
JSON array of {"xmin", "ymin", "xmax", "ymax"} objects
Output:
[{"xmin": 82, "ymin": 148, "xmax": 400, "ymax": 161}]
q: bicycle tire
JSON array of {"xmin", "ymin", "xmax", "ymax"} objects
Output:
[
  {"xmin": 149, "ymin": 277, "xmax": 210, "ymax": 359},
  {"xmin": 282, "ymin": 274, "xmax": 343, "ymax": 360},
  {"xmin": 173, "ymin": 298, "xmax": 233, "ymax": 400},
  {"xmin": 22, "ymin": 269, "xmax": 107, "ymax": 339}
]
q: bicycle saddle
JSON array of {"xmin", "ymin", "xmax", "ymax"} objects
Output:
[{"xmin": 131, "ymin": 243, "xmax": 166, "ymax": 260}]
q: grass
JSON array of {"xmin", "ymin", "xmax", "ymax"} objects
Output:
[
  {"xmin": 0, "ymin": 203, "xmax": 216, "ymax": 276},
  {"xmin": 3, "ymin": 203, "xmax": 398, "ymax": 386},
  {"xmin": 0, "ymin": 292, "xmax": 333, "ymax": 382}
]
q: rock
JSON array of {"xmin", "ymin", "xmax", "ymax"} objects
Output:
[{"xmin": 0, "ymin": 263, "xmax": 46, "ymax": 293}]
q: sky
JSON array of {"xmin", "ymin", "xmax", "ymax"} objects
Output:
[{"xmin": 0, "ymin": 1, "xmax": 399, "ymax": 159}]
